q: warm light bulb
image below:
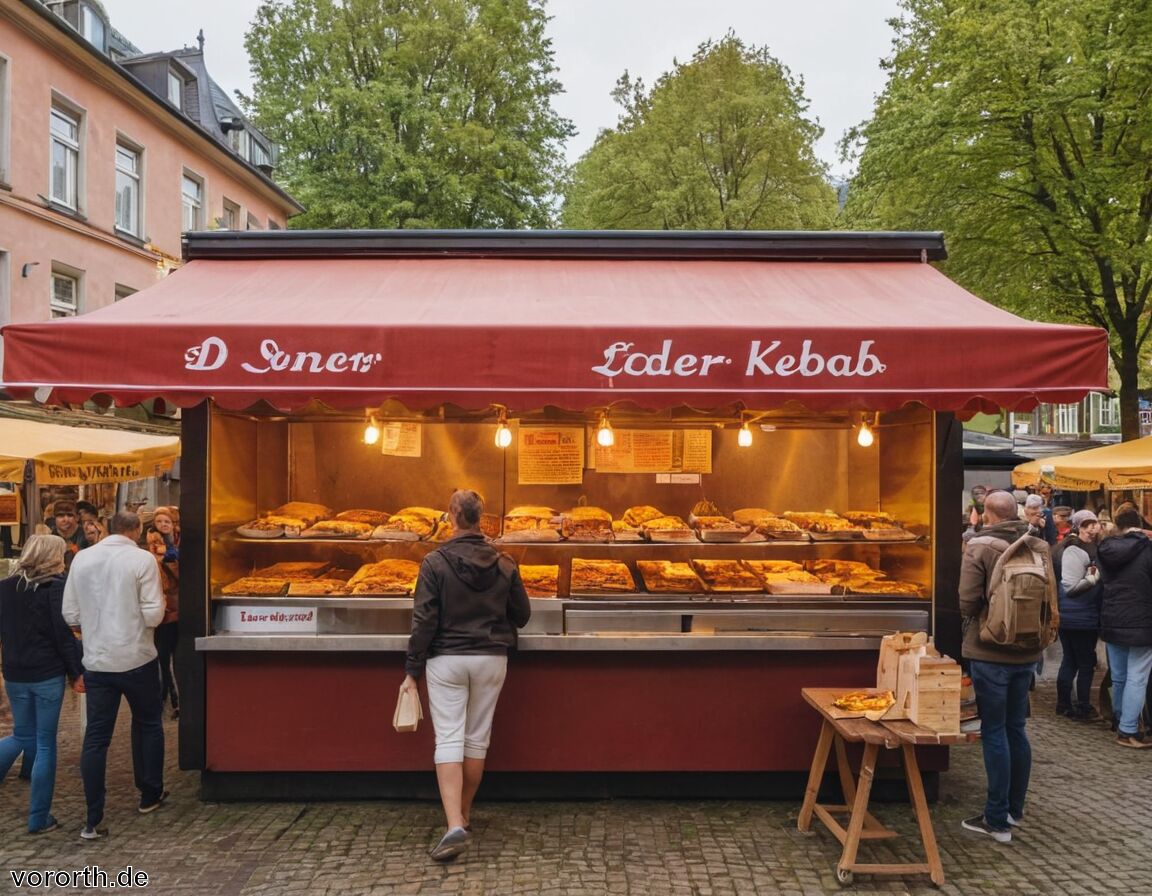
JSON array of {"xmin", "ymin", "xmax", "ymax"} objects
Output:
[
  {"xmin": 364, "ymin": 418, "xmax": 380, "ymax": 445},
  {"xmin": 495, "ymin": 422, "xmax": 513, "ymax": 449},
  {"xmin": 857, "ymin": 421, "xmax": 874, "ymax": 448},
  {"xmin": 596, "ymin": 413, "xmax": 614, "ymax": 447},
  {"xmin": 738, "ymin": 422, "xmax": 753, "ymax": 448}
]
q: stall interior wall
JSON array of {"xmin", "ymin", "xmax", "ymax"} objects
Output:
[{"xmin": 207, "ymin": 407, "xmax": 934, "ymax": 590}]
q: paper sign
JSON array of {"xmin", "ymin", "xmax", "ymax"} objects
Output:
[
  {"xmin": 380, "ymin": 422, "xmax": 422, "ymax": 457},
  {"xmin": 680, "ymin": 430, "xmax": 713, "ymax": 473},
  {"xmin": 590, "ymin": 429, "xmax": 712, "ymax": 474},
  {"xmin": 517, "ymin": 427, "xmax": 585, "ymax": 485},
  {"xmin": 218, "ymin": 605, "xmax": 318, "ymax": 633}
]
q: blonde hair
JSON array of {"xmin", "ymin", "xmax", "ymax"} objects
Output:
[{"xmin": 16, "ymin": 534, "xmax": 67, "ymax": 584}]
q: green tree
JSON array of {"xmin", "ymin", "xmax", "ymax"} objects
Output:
[
  {"xmin": 842, "ymin": 0, "xmax": 1152, "ymax": 439},
  {"xmin": 561, "ymin": 36, "xmax": 837, "ymax": 230},
  {"xmin": 243, "ymin": 0, "xmax": 573, "ymax": 229}
]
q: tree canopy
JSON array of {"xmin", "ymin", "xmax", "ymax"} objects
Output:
[
  {"xmin": 243, "ymin": 0, "xmax": 573, "ymax": 229},
  {"xmin": 841, "ymin": 0, "xmax": 1152, "ymax": 438},
  {"xmin": 561, "ymin": 36, "xmax": 837, "ymax": 230}
]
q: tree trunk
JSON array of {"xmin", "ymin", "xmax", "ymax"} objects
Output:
[{"xmin": 1117, "ymin": 339, "xmax": 1142, "ymax": 442}]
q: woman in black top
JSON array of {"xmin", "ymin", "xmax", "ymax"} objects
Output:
[{"xmin": 0, "ymin": 534, "xmax": 85, "ymax": 833}]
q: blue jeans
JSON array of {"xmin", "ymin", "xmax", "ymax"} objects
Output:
[
  {"xmin": 1105, "ymin": 643, "xmax": 1152, "ymax": 736},
  {"xmin": 0, "ymin": 676, "xmax": 66, "ymax": 831},
  {"xmin": 80, "ymin": 660, "xmax": 165, "ymax": 827},
  {"xmin": 969, "ymin": 660, "xmax": 1034, "ymax": 829}
]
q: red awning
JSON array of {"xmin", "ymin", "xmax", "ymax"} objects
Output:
[{"xmin": 1, "ymin": 253, "xmax": 1108, "ymax": 414}]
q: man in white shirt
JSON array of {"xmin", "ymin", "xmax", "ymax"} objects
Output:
[{"xmin": 63, "ymin": 511, "xmax": 167, "ymax": 840}]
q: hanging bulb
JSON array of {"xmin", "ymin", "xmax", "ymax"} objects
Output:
[
  {"xmin": 857, "ymin": 416, "xmax": 874, "ymax": 448},
  {"xmin": 737, "ymin": 419, "xmax": 753, "ymax": 448},
  {"xmin": 494, "ymin": 408, "xmax": 513, "ymax": 449},
  {"xmin": 364, "ymin": 416, "xmax": 380, "ymax": 446},
  {"xmin": 596, "ymin": 411, "xmax": 615, "ymax": 447}
]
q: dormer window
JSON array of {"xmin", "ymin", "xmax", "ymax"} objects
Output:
[
  {"xmin": 167, "ymin": 69, "xmax": 184, "ymax": 109},
  {"xmin": 79, "ymin": 3, "xmax": 105, "ymax": 49},
  {"xmin": 46, "ymin": 1, "xmax": 108, "ymax": 53}
]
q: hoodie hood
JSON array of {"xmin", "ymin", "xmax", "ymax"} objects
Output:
[
  {"xmin": 437, "ymin": 534, "xmax": 502, "ymax": 591},
  {"xmin": 1098, "ymin": 531, "xmax": 1150, "ymax": 570}
]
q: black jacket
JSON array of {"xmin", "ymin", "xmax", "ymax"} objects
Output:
[
  {"xmin": 1097, "ymin": 531, "xmax": 1152, "ymax": 647},
  {"xmin": 0, "ymin": 573, "xmax": 84, "ymax": 682},
  {"xmin": 405, "ymin": 534, "xmax": 531, "ymax": 678}
]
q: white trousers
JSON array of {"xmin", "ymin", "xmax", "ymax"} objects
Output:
[{"xmin": 425, "ymin": 655, "xmax": 508, "ymax": 764}]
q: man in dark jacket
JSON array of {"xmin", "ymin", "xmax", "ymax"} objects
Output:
[
  {"xmin": 401, "ymin": 489, "xmax": 531, "ymax": 862},
  {"xmin": 1097, "ymin": 507, "xmax": 1152, "ymax": 748},
  {"xmin": 958, "ymin": 489, "xmax": 1047, "ymax": 843}
]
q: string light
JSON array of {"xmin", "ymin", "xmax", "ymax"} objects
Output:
[
  {"xmin": 494, "ymin": 407, "xmax": 513, "ymax": 449},
  {"xmin": 363, "ymin": 415, "xmax": 381, "ymax": 446},
  {"xmin": 737, "ymin": 416, "xmax": 753, "ymax": 448},
  {"xmin": 596, "ymin": 410, "xmax": 615, "ymax": 447},
  {"xmin": 857, "ymin": 414, "xmax": 875, "ymax": 448}
]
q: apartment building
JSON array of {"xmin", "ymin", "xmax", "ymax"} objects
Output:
[{"xmin": 0, "ymin": 0, "xmax": 302, "ymax": 352}]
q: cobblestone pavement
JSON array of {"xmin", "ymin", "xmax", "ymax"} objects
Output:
[{"xmin": 2, "ymin": 674, "xmax": 1149, "ymax": 895}]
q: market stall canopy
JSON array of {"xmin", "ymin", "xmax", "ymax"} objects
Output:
[
  {"xmin": 1012, "ymin": 436, "xmax": 1152, "ymax": 491},
  {"xmin": 0, "ymin": 417, "xmax": 180, "ymax": 483},
  {"xmin": 1, "ymin": 231, "xmax": 1109, "ymax": 414}
]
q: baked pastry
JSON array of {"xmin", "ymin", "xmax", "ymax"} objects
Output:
[
  {"xmin": 691, "ymin": 499, "xmax": 723, "ymax": 518},
  {"xmin": 691, "ymin": 515, "xmax": 743, "ymax": 531},
  {"xmin": 732, "ymin": 508, "xmax": 774, "ymax": 526},
  {"xmin": 561, "ymin": 507, "xmax": 613, "ymax": 539},
  {"xmin": 347, "ymin": 559, "xmax": 421, "ymax": 594},
  {"xmin": 570, "ymin": 558, "xmax": 635, "ymax": 593},
  {"xmin": 304, "ymin": 519, "xmax": 374, "ymax": 537},
  {"xmin": 252, "ymin": 561, "xmax": 332, "ymax": 580},
  {"xmin": 503, "ymin": 506, "xmax": 558, "ymax": 533},
  {"xmin": 841, "ymin": 510, "xmax": 900, "ymax": 529},
  {"xmin": 810, "ymin": 560, "xmax": 885, "ymax": 581},
  {"xmin": 221, "ymin": 576, "xmax": 290, "ymax": 596},
  {"xmin": 622, "ymin": 505, "xmax": 665, "ymax": 527},
  {"xmin": 518, "ymin": 565, "xmax": 560, "ymax": 597},
  {"xmin": 740, "ymin": 559, "xmax": 806, "ymax": 576},
  {"xmin": 845, "ymin": 579, "xmax": 924, "ymax": 597},
  {"xmin": 287, "ymin": 579, "xmax": 350, "ymax": 596},
  {"xmin": 690, "ymin": 559, "xmax": 764, "ymax": 591},
  {"xmin": 266, "ymin": 502, "xmax": 335, "ymax": 527},
  {"xmin": 335, "ymin": 509, "xmax": 392, "ymax": 527},
  {"xmin": 637, "ymin": 560, "xmax": 705, "ymax": 593},
  {"xmin": 782, "ymin": 511, "xmax": 857, "ymax": 533},
  {"xmin": 378, "ymin": 508, "xmax": 441, "ymax": 539},
  {"xmin": 833, "ymin": 690, "xmax": 896, "ymax": 713},
  {"xmin": 641, "ymin": 515, "xmax": 690, "ymax": 531},
  {"xmin": 261, "ymin": 514, "xmax": 311, "ymax": 530}
]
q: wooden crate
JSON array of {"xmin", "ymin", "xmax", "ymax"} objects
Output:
[
  {"xmin": 908, "ymin": 656, "xmax": 962, "ymax": 735},
  {"xmin": 876, "ymin": 631, "xmax": 935, "ymax": 720},
  {"xmin": 0, "ymin": 492, "xmax": 19, "ymax": 525}
]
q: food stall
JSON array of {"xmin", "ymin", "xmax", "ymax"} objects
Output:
[
  {"xmin": 0, "ymin": 230, "xmax": 1108, "ymax": 799},
  {"xmin": 1012, "ymin": 436, "xmax": 1152, "ymax": 520}
]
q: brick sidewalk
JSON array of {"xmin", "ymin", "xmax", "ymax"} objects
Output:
[{"xmin": 1, "ymin": 679, "xmax": 1148, "ymax": 895}]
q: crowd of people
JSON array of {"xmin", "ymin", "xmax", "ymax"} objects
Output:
[
  {"xmin": 958, "ymin": 485, "xmax": 1152, "ymax": 846},
  {"xmin": 0, "ymin": 504, "xmax": 179, "ymax": 837}
]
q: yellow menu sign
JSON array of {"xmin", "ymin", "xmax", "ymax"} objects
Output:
[
  {"xmin": 517, "ymin": 427, "xmax": 585, "ymax": 485},
  {"xmin": 589, "ymin": 430, "xmax": 712, "ymax": 474}
]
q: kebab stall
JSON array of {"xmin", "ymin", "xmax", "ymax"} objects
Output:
[{"xmin": 0, "ymin": 231, "xmax": 1108, "ymax": 799}]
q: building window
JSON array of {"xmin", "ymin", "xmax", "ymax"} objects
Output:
[
  {"xmin": 221, "ymin": 198, "xmax": 240, "ymax": 230},
  {"xmin": 50, "ymin": 104, "xmax": 81, "ymax": 209},
  {"xmin": 50, "ymin": 268, "xmax": 80, "ymax": 317},
  {"xmin": 181, "ymin": 171, "xmax": 203, "ymax": 231},
  {"xmin": 78, "ymin": 2, "xmax": 105, "ymax": 49},
  {"xmin": 1054, "ymin": 403, "xmax": 1079, "ymax": 435},
  {"xmin": 1098, "ymin": 394, "xmax": 1119, "ymax": 428},
  {"xmin": 246, "ymin": 212, "xmax": 261, "ymax": 231},
  {"xmin": 249, "ymin": 139, "xmax": 271, "ymax": 168},
  {"xmin": 0, "ymin": 57, "xmax": 9, "ymax": 184},
  {"xmin": 114, "ymin": 142, "xmax": 141, "ymax": 236},
  {"xmin": 167, "ymin": 70, "xmax": 183, "ymax": 108},
  {"xmin": 268, "ymin": 217, "xmax": 281, "ymax": 230},
  {"xmin": 114, "ymin": 284, "xmax": 136, "ymax": 302}
]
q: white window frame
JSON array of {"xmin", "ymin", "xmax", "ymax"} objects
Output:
[
  {"xmin": 114, "ymin": 138, "xmax": 142, "ymax": 237},
  {"xmin": 0, "ymin": 56, "xmax": 10, "ymax": 184},
  {"xmin": 221, "ymin": 198, "xmax": 241, "ymax": 230},
  {"xmin": 181, "ymin": 170, "xmax": 204, "ymax": 232},
  {"xmin": 50, "ymin": 99, "xmax": 83, "ymax": 210},
  {"xmin": 1054, "ymin": 403, "xmax": 1079, "ymax": 435},
  {"xmin": 1097, "ymin": 394, "xmax": 1119, "ymax": 428},
  {"xmin": 167, "ymin": 69, "xmax": 183, "ymax": 108},
  {"xmin": 78, "ymin": 2, "xmax": 105, "ymax": 48},
  {"xmin": 50, "ymin": 265, "xmax": 82, "ymax": 318}
]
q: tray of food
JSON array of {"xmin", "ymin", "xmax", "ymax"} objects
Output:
[
  {"xmin": 690, "ymin": 559, "xmax": 764, "ymax": 593},
  {"xmin": 641, "ymin": 515, "xmax": 697, "ymax": 542},
  {"xmin": 731, "ymin": 509, "xmax": 811, "ymax": 541},
  {"xmin": 636, "ymin": 560, "xmax": 706, "ymax": 594},
  {"xmin": 519, "ymin": 565, "xmax": 560, "ymax": 598},
  {"xmin": 370, "ymin": 507, "xmax": 442, "ymax": 541},
  {"xmin": 611, "ymin": 522, "xmax": 646, "ymax": 543},
  {"xmin": 299, "ymin": 519, "xmax": 375, "ymax": 538},
  {"xmin": 690, "ymin": 515, "xmax": 750, "ymax": 543},
  {"xmin": 861, "ymin": 528, "xmax": 921, "ymax": 542},
  {"xmin": 500, "ymin": 506, "xmax": 561, "ymax": 542},
  {"xmin": 740, "ymin": 560, "xmax": 836, "ymax": 594},
  {"xmin": 569, "ymin": 558, "xmax": 636, "ymax": 594},
  {"xmin": 286, "ymin": 579, "xmax": 351, "ymax": 596},
  {"xmin": 236, "ymin": 521, "xmax": 286, "ymax": 539},
  {"xmin": 782, "ymin": 511, "xmax": 864, "ymax": 540},
  {"xmin": 345, "ymin": 559, "xmax": 421, "ymax": 595},
  {"xmin": 845, "ymin": 580, "xmax": 925, "ymax": 597},
  {"xmin": 560, "ymin": 507, "xmax": 613, "ymax": 542},
  {"xmin": 252, "ymin": 561, "xmax": 332, "ymax": 580},
  {"xmin": 219, "ymin": 576, "xmax": 291, "ymax": 597},
  {"xmin": 334, "ymin": 509, "xmax": 392, "ymax": 527}
]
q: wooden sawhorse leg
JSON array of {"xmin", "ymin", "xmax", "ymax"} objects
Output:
[
  {"xmin": 902, "ymin": 741, "xmax": 945, "ymax": 887},
  {"xmin": 798, "ymin": 719, "xmax": 834, "ymax": 832}
]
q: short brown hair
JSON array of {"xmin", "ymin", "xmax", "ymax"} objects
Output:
[
  {"xmin": 448, "ymin": 489, "xmax": 484, "ymax": 528},
  {"xmin": 1115, "ymin": 508, "xmax": 1143, "ymax": 531},
  {"xmin": 109, "ymin": 510, "xmax": 142, "ymax": 535}
]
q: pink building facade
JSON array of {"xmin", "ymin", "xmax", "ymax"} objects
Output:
[{"xmin": 0, "ymin": 0, "xmax": 302, "ymax": 351}]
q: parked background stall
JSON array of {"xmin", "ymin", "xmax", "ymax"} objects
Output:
[{"xmin": 0, "ymin": 231, "xmax": 1108, "ymax": 799}]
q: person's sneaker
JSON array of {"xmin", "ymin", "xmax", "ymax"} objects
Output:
[
  {"xmin": 138, "ymin": 790, "xmax": 170, "ymax": 814},
  {"xmin": 429, "ymin": 826, "xmax": 470, "ymax": 862},
  {"xmin": 1055, "ymin": 705, "xmax": 1073, "ymax": 717},
  {"xmin": 1072, "ymin": 706, "xmax": 1101, "ymax": 722},
  {"xmin": 29, "ymin": 816, "xmax": 59, "ymax": 835},
  {"xmin": 1116, "ymin": 733, "xmax": 1152, "ymax": 749},
  {"xmin": 1006, "ymin": 814, "xmax": 1021, "ymax": 828},
  {"xmin": 79, "ymin": 823, "xmax": 108, "ymax": 841},
  {"xmin": 961, "ymin": 814, "xmax": 1011, "ymax": 843}
]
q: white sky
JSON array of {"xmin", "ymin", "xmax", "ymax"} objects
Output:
[{"xmin": 99, "ymin": 0, "xmax": 902, "ymax": 177}]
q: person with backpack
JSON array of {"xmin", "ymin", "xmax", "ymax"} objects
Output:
[
  {"xmin": 1052, "ymin": 510, "xmax": 1103, "ymax": 720},
  {"xmin": 1096, "ymin": 506, "xmax": 1152, "ymax": 748},
  {"xmin": 958, "ymin": 490, "xmax": 1058, "ymax": 843}
]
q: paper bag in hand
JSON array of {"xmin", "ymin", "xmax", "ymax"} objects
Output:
[{"xmin": 393, "ymin": 686, "xmax": 423, "ymax": 733}]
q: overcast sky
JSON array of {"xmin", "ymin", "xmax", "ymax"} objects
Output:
[{"xmin": 100, "ymin": 0, "xmax": 903, "ymax": 176}]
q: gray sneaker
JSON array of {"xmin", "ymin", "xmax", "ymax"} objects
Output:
[
  {"xmin": 961, "ymin": 814, "xmax": 1011, "ymax": 843},
  {"xmin": 429, "ymin": 826, "xmax": 470, "ymax": 862},
  {"xmin": 80, "ymin": 824, "xmax": 108, "ymax": 841}
]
